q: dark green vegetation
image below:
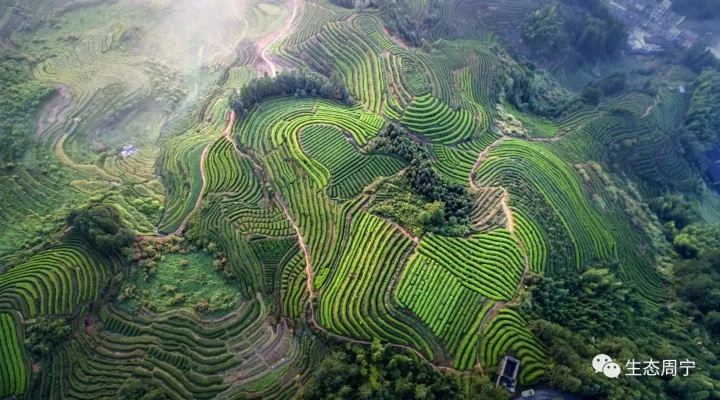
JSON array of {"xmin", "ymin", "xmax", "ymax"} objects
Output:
[
  {"xmin": 0, "ymin": 59, "xmax": 52, "ymax": 165},
  {"xmin": 672, "ymin": 0, "xmax": 720, "ymax": 20},
  {"xmin": 23, "ymin": 317, "xmax": 72, "ymax": 359},
  {"xmin": 117, "ymin": 379, "xmax": 167, "ymax": 400},
  {"xmin": 520, "ymin": 0, "xmax": 627, "ymax": 61},
  {"xmin": 523, "ymin": 264, "xmax": 720, "ymax": 398},
  {"xmin": 377, "ymin": 0, "xmax": 422, "ymax": 46},
  {"xmin": 682, "ymin": 68, "xmax": 720, "ymax": 166},
  {"xmin": 1, "ymin": 0, "xmax": 720, "ymax": 399},
  {"xmin": 229, "ymin": 69, "xmax": 352, "ymax": 116},
  {"xmin": 299, "ymin": 340, "xmax": 459, "ymax": 399},
  {"xmin": 369, "ymin": 123, "xmax": 473, "ymax": 232},
  {"xmin": 66, "ymin": 203, "xmax": 135, "ymax": 254},
  {"xmin": 675, "ymin": 251, "xmax": 720, "ymax": 335}
]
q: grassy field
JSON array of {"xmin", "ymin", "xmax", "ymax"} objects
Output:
[{"xmin": 118, "ymin": 251, "xmax": 241, "ymax": 314}]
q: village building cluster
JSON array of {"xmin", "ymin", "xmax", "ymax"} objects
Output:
[{"xmin": 609, "ymin": 0, "xmax": 703, "ymax": 54}]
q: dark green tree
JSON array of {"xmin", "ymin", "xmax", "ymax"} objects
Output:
[
  {"xmin": 650, "ymin": 194, "xmax": 699, "ymax": 231},
  {"xmin": 228, "ymin": 69, "xmax": 351, "ymax": 117},
  {"xmin": 521, "ymin": 5, "xmax": 567, "ymax": 57},
  {"xmin": 672, "ymin": 0, "xmax": 720, "ymax": 20},
  {"xmin": 118, "ymin": 379, "xmax": 168, "ymax": 400},
  {"xmin": 66, "ymin": 204, "xmax": 134, "ymax": 254},
  {"xmin": 369, "ymin": 123, "xmax": 473, "ymax": 227},
  {"xmin": 298, "ymin": 339, "xmax": 460, "ymax": 399},
  {"xmin": 0, "ymin": 60, "xmax": 52, "ymax": 164},
  {"xmin": 24, "ymin": 317, "xmax": 71, "ymax": 359},
  {"xmin": 685, "ymin": 69, "xmax": 720, "ymax": 149}
]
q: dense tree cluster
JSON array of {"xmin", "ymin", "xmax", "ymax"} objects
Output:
[
  {"xmin": 522, "ymin": 264, "xmax": 720, "ymax": 398},
  {"xmin": 650, "ymin": 194, "xmax": 699, "ymax": 233},
  {"xmin": 298, "ymin": 340, "xmax": 460, "ymax": 399},
  {"xmin": 228, "ymin": 70, "xmax": 352, "ymax": 116},
  {"xmin": 0, "ymin": 60, "xmax": 52, "ymax": 166},
  {"xmin": 579, "ymin": 72, "xmax": 628, "ymax": 105},
  {"xmin": 672, "ymin": 0, "xmax": 720, "ymax": 20},
  {"xmin": 376, "ymin": 0, "xmax": 421, "ymax": 46},
  {"xmin": 521, "ymin": 5, "xmax": 566, "ymax": 57},
  {"xmin": 675, "ymin": 250, "xmax": 720, "ymax": 336},
  {"xmin": 523, "ymin": 267, "xmax": 638, "ymax": 338},
  {"xmin": 675, "ymin": 68, "xmax": 720, "ymax": 176},
  {"xmin": 562, "ymin": 0, "xmax": 627, "ymax": 59},
  {"xmin": 24, "ymin": 317, "xmax": 71, "ymax": 358},
  {"xmin": 421, "ymin": 0, "xmax": 443, "ymax": 31},
  {"xmin": 501, "ymin": 64, "xmax": 570, "ymax": 117},
  {"xmin": 680, "ymin": 44, "xmax": 720, "ymax": 74},
  {"xmin": 682, "ymin": 68, "xmax": 720, "ymax": 166},
  {"xmin": 520, "ymin": 0, "xmax": 627, "ymax": 62},
  {"xmin": 117, "ymin": 378, "xmax": 167, "ymax": 400},
  {"xmin": 648, "ymin": 194, "xmax": 720, "ymax": 260},
  {"xmin": 369, "ymin": 124, "xmax": 473, "ymax": 227},
  {"xmin": 670, "ymin": 223, "xmax": 720, "ymax": 260},
  {"xmin": 66, "ymin": 204, "xmax": 134, "ymax": 254}
]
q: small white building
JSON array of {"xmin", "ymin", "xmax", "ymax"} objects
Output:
[{"xmin": 651, "ymin": 0, "xmax": 672, "ymax": 21}]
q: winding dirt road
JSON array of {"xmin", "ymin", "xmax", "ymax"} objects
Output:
[
  {"xmin": 255, "ymin": 0, "xmax": 300, "ymax": 77},
  {"xmin": 468, "ymin": 136, "xmax": 531, "ymax": 354},
  {"xmin": 165, "ymin": 110, "xmax": 238, "ymax": 237}
]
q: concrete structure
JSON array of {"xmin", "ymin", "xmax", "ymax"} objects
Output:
[
  {"xmin": 650, "ymin": 0, "xmax": 672, "ymax": 21},
  {"xmin": 496, "ymin": 356, "xmax": 520, "ymax": 393},
  {"xmin": 609, "ymin": 0, "xmax": 710, "ymax": 53}
]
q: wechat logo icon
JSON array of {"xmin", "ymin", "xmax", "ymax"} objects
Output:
[{"xmin": 593, "ymin": 354, "xmax": 622, "ymax": 378}]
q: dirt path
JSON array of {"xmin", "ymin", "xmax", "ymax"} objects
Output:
[
  {"xmin": 641, "ymin": 95, "xmax": 660, "ymax": 118},
  {"xmin": 274, "ymin": 193, "xmax": 315, "ymax": 305},
  {"xmin": 173, "ymin": 142, "xmax": 211, "ymax": 235},
  {"xmin": 223, "ymin": 109, "xmax": 236, "ymax": 138},
  {"xmin": 268, "ymin": 173, "xmax": 470, "ymax": 375},
  {"xmin": 255, "ymin": 0, "xmax": 300, "ymax": 77},
  {"xmin": 469, "ymin": 137, "xmax": 515, "ymax": 231},
  {"xmin": 469, "ymin": 137, "xmax": 505, "ymax": 191},
  {"xmin": 382, "ymin": 217, "xmax": 420, "ymax": 243},
  {"xmin": 468, "ymin": 136, "xmax": 531, "ymax": 352},
  {"xmin": 222, "ymin": 110, "xmax": 266, "ymax": 172},
  {"xmin": 500, "ymin": 189, "xmax": 515, "ymax": 233},
  {"xmin": 163, "ymin": 111, "xmax": 238, "ymax": 237}
]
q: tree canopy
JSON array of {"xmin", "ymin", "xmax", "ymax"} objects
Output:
[
  {"xmin": 228, "ymin": 69, "xmax": 352, "ymax": 117},
  {"xmin": 521, "ymin": 5, "xmax": 566, "ymax": 57},
  {"xmin": 117, "ymin": 378, "xmax": 168, "ymax": 400},
  {"xmin": 66, "ymin": 204, "xmax": 135, "ymax": 254},
  {"xmin": 675, "ymin": 250, "xmax": 720, "ymax": 323},
  {"xmin": 522, "ymin": 262, "xmax": 720, "ymax": 399},
  {"xmin": 298, "ymin": 340, "xmax": 461, "ymax": 400},
  {"xmin": 378, "ymin": 0, "xmax": 422, "ymax": 46},
  {"xmin": 24, "ymin": 317, "xmax": 71, "ymax": 359},
  {"xmin": 369, "ymin": 123, "xmax": 473, "ymax": 230},
  {"xmin": 681, "ymin": 68, "xmax": 720, "ymax": 169},
  {"xmin": 672, "ymin": 0, "xmax": 720, "ymax": 20},
  {"xmin": 0, "ymin": 60, "xmax": 52, "ymax": 165}
]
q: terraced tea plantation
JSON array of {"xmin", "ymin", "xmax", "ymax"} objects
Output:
[{"xmin": 1, "ymin": 0, "xmax": 716, "ymax": 398}]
